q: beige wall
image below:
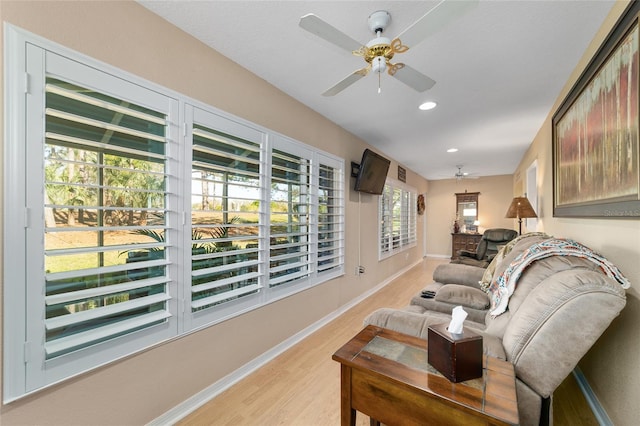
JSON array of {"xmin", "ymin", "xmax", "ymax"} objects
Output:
[
  {"xmin": 0, "ymin": 1, "xmax": 428, "ymax": 423},
  {"xmin": 513, "ymin": 2, "xmax": 640, "ymax": 424},
  {"xmin": 425, "ymin": 175, "xmax": 515, "ymax": 257}
]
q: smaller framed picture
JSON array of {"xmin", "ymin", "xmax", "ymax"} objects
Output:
[{"xmin": 398, "ymin": 165, "xmax": 406, "ymax": 183}]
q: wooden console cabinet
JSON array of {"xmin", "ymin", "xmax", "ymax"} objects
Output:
[{"xmin": 451, "ymin": 233, "xmax": 482, "ymax": 260}]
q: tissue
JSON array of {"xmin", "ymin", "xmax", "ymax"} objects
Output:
[{"xmin": 447, "ymin": 305, "xmax": 468, "ymax": 335}]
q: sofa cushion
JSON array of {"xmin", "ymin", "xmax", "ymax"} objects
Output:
[
  {"xmin": 433, "ymin": 263, "xmax": 484, "ymax": 288},
  {"xmin": 435, "ymin": 284, "xmax": 489, "ymax": 310}
]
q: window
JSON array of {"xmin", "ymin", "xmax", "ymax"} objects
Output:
[
  {"xmin": 4, "ymin": 27, "xmax": 344, "ymax": 401},
  {"xmin": 379, "ymin": 179, "xmax": 417, "ymax": 259}
]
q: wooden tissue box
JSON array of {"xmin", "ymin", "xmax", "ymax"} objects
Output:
[{"xmin": 427, "ymin": 323, "xmax": 483, "ymax": 383}]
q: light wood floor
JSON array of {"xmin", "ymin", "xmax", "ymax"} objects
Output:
[{"xmin": 177, "ymin": 258, "xmax": 598, "ymax": 426}]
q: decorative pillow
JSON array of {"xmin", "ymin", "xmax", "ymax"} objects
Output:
[
  {"xmin": 435, "ymin": 284, "xmax": 490, "ymax": 310},
  {"xmin": 479, "ymin": 246, "xmax": 506, "ymax": 291}
]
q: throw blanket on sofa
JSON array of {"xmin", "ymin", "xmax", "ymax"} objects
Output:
[{"xmin": 489, "ymin": 238, "xmax": 630, "ymax": 316}]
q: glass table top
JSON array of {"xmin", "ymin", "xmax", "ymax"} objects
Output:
[{"xmin": 362, "ymin": 335, "xmax": 484, "ymax": 390}]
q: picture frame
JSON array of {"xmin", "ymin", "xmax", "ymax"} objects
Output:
[{"xmin": 552, "ymin": 3, "xmax": 640, "ymax": 218}]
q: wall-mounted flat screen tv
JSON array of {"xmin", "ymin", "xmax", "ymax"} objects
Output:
[{"xmin": 353, "ymin": 149, "xmax": 390, "ymax": 195}]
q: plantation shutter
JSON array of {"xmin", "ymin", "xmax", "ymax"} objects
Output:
[
  {"xmin": 407, "ymin": 191, "xmax": 417, "ymax": 246},
  {"xmin": 269, "ymin": 144, "xmax": 312, "ymax": 287},
  {"xmin": 317, "ymin": 160, "xmax": 345, "ymax": 274},
  {"xmin": 189, "ymin": 113, "xmax": 264, "ymax": 312},
  {"xmin": 380, "ymin": 184, "xmax": 392, "ymax": 255},
  {"xmin": 42, "ymin": 76, "xmax": 172, "ymax": 359},
  {"xmin": 392, "ymin": 187, "xmax": 403, "ymax": 249}
]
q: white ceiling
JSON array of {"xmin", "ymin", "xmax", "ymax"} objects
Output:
[{"xmin": 139, "ymin": 0, "xmax": 615, "ymax": 180}]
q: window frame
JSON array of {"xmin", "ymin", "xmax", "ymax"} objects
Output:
[{"xmin": 3, "ymin": 25, "xmax": 345, "ymax": 402}]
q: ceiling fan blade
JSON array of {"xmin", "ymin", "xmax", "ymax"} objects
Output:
[
  {"xmin": 299, "ymin": 13, "xmax": 363, "ymax": 53},
  {"xmin": 322, "ymin": 68, "xmax": 369, "ymax": 97},
  {"xmin": 390, "ymin": 63, "xmax": 435, "ymax": 92},
  {"xmin": 395, "ymin": 0, "xmax": 478, "ymax": 48}
]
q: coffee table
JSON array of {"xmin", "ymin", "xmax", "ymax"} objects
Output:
[{"xmin": 332, "ymin": 325, "xmax": 519, "ymax": 426}]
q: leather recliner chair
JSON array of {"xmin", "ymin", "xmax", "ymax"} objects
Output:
[{"xmin": 453, "ymin": 228, "xmax": 518, "ymax": 268}]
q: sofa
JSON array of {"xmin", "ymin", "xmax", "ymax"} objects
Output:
[{"xmin": 364, "ymin": 233, "xmax": 629, "ymax": 426}]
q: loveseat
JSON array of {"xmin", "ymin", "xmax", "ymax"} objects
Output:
[{"xmin": 364, "ymin": 233, "xmax": 629, "ymax": 425}]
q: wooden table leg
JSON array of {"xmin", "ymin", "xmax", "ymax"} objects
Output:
[{"xmin": 340, "ymin": 365, "xmax": 356, "ymax": 426}]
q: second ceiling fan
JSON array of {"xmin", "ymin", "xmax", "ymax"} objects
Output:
[
  {"xmin": 298, "ymin": 0, "xmax": 477, "ymax": 96},
  {"xmin": 455, "ymin": 165, "xmax": 478, "ymax": 181}
]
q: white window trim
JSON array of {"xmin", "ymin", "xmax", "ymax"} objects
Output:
[{"xmin": 3, "ymin": 24, "xmax": 345, "ymax": 402}]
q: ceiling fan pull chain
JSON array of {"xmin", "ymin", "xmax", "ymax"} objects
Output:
[{"xmin": 378, "ymin": 68, "xmax": 382, "ymax": 93}]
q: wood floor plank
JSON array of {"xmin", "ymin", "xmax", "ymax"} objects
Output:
[{"xmin": 177, "ymin": 258, "xmax": 597, "ymax": 425}]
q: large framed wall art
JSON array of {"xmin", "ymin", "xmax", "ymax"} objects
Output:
[{"xmin": 552, "ymin": 3, "xmax": 640, "ymax": 218}]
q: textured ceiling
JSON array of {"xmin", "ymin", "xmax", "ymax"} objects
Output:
[{"xmin": 139, "ymin": 0, "xmax": 615, "ymax": 180}]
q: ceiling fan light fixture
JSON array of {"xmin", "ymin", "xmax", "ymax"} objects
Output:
[
  {"xmin": 371, "ymin": 56, "xmax": 387, "ymax": 74},
  {"xmin": 419, "ymin": 101, "xmax": 437, "ymax": 110}
]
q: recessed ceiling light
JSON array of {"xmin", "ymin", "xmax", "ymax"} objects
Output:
[
  {"xmin": 447, "ymin": 148, "xmax": 458, "ymax": 153},
  {"xmin": 418, "ymin": 101, "xmax": 437, "ymax": 111}
]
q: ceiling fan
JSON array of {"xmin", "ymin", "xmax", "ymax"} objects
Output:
[
  {"xmin": 455, "ymin": 165, "xmax": 478, "ymax": 181},
  {"xmin": 298, "ymin": 0, "xmax": 477, "ymax": 96}
]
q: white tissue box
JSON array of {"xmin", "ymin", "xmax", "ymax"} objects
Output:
[{"xmin": 427, "ymin": 323, "xmax": 483, "ymax": 383}]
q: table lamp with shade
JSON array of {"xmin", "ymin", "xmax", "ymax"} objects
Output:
[{"xmin": 505, "ymin": 196, "xmax": 537, "ymax": 235}]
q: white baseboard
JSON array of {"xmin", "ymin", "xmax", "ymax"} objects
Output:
[
  {"xmin": 572, "ymin": 367, "xmax": 613, "ymax": 426},
  {"xmin": 425, "ymin": 253, "xmax": 450, "ymax": 259},
  {"xmin": 148, "ymin": 260, "xmax": 421, "ymax": 426}
]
